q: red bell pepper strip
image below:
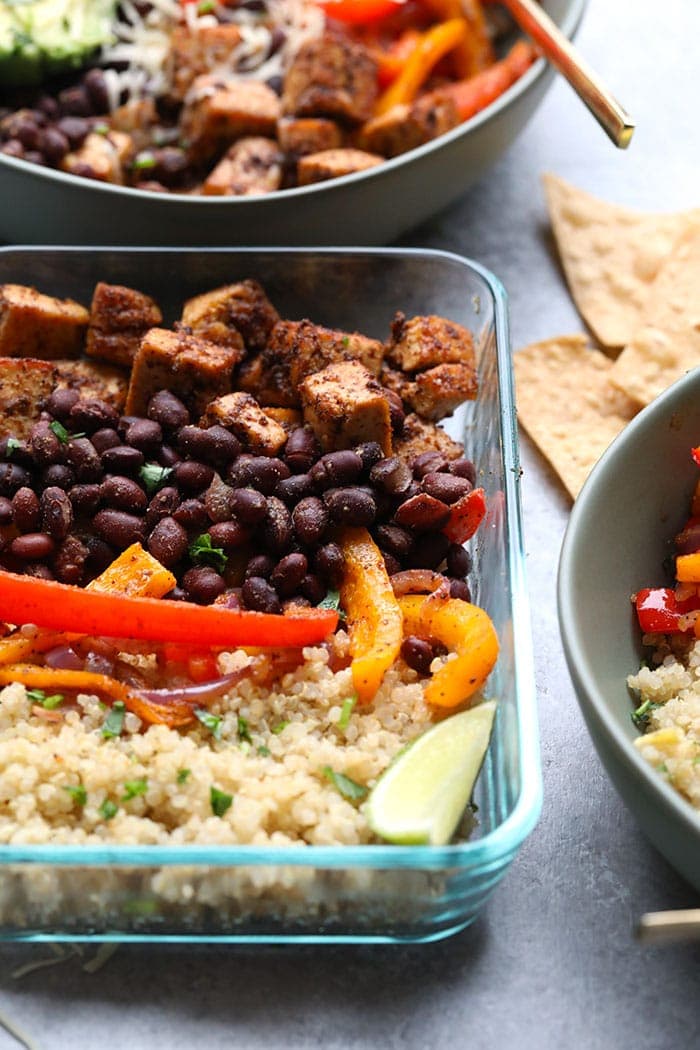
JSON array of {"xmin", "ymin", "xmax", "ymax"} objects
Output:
[
  {"xmin": 442, "ymin": 487, "xmax": 486, "ymax": 544},
  {"xmin": 0, "ymin": 569, "xmax": 338, "ymax": 647},
  {"xmin": 443, "ymin": 39, "xmax": 536, "ymax": 122},
  {"xmin": 315, "ymin": 0, "xmax": 406, "ymax": 24},
  {"xmin": 634, "ymin": 587, "xmax": 700, "ymax": 634},
  {"xmin": 691, "ymin": 446, "xmax": 700, "ymax": 467}
]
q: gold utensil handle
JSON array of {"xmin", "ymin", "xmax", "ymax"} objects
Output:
[
  {"xmin": 499, "ymin": 0, "xmax": 635, "ymax": 148},
  {"xmin": 636, "ymin": 909, "xmax": 700, "ymax": 945}
]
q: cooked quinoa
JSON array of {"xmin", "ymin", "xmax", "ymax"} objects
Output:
[
  {"xmin": 627, "ymin": 639, "xmax": 700, "ymax": 810},
  {"xmin": 0, "ymin": 633, "xmax": 436, "ymax": 848}
]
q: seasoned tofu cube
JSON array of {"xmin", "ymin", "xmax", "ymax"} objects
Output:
[
  {"xmin": 262, "ymin": 407, "xmax": 302, "ymax": 432},
  {"xmin": 300, "ymin": 361, "xmax": 392, "ymax": 454},
  {"xmin": 0, "ymin": 357, "xmax": 57, "ymax": 439},
  {"xmin": 166, "ymin": 24, "xmax": 242, "ymax": 101},
  {"xmin": 0, "ymin": 284, "xmax": 89, "ymax": 359},
  {"xmin": 182, "ymin": 279, "xmax": 278, "ymax": 354},
  {"xmin": 86, "ymin": 282, "xmax": 163, "ymax": 368},
  {"xmin": 407, "ymin": 362, "xmax": 478, "ymax": 421},
  {"xmin": 235, "ymin": 354, "xmax": 296, "ymax": 408},
  {"xmin": 297, "ymin": 147, "xmax": 382, "ymax": 186},
  {"xmin": 202, "ymin": 137, "xmax": 283, "ymax": 196},
  {"xmin": 201, "ymin": 391, "xmax": 287, "ymax": 455},
  {"xmin": 54, "ymin": 359, "xmax": 129, "ymax": 412},
  {"xmin": 282, "ymin": 36, "xmax": 378, "ymax": 124},
  {"xmin": 386, "ymin": 313, "xmax": 476, "ymax": 373},
  {"xmin": 182, "ymin": 77, "xmax": 281, "ymax": 161},
  {"xmin": 109, "ymin": 99, "xmax": 158, "ymax": 151},
  {"xmin": 357, "ymin": 90, "xmax": 459, "ymax": 158},
  {"xmin": 277, "ymin": 116, "xmax": 343, "ymax": 156},
  {"xmin": 125, "ymin": 328, "xmax": 239, "ymax": 416},
  {"xmin": 61, "ymin": 131, "xmax": 133, "ymax": 184},
  {"xmin": 265, "ymin": 319, "xmax": 384, "ymax": 387},
  {"xmin": 394, "ymin": 413, "xmax": 464, "ymax": 466}
]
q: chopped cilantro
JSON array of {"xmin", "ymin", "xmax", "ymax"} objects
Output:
[
  {"xmin": 195, "ymin": 707, "xmax": 222, "ymax": 740},
  {"xmin": 341, "ymin": 335, "xmax": 350, "ymax": 348},
  {"xmin": 631, "ymin": 698, "xmax": 662, "ymax": 731},
  {"xmin": 139, "ymin": 462, "xmax": 173, "ymax": 496},
  {"xmin": 122, "ymin": 778, "xmax": 148, "ymax": 801},
  {"xmin": 132, "ymin": 152, "xmax": 157, "ymax": 171},
  {"xmin": 210, "ymin": 785, "xmax": 233, "ymax": 817},
  {"xmin": 28, "ymin": 688, "xmax": 64, "ymax": 710},
  {"xmin": 63, "ymin": 784, "xmax": 87, "ymax": 806},
  {"xmin": 657, "ymin": 762, "xmax": 669, "ymax": 774},
  {"xmin": 49, "ymin": 420, "xmax": 84, "ymax": 443},
  {"xmin": 237, "ymin": 716, "xmax": 252, "ymax": 744},
  {"xmin": 322, "ymin": 766, "xmax": 368, "ymax": 802},
  {"xmin": 101, "ymin": 701, "xmax": 126, "ymax": 739},
  {"xmin": 189, "ymin": 533, "xmax": 227, "ymax": 572},
  {"xmin": 257, "ymin": 745, "xmax": 271, "ymax": 757},
  {"xmin": 5, "ymin": 437, "xmax": 21, "ymax": 457},
  {"xmin": 99, "ymin": 798, "xmax": 118, "ymax": 821},
  {"xmin": 337, "ymin": 695, "xmax": 356, "ymax": 731},
  {"xmin": 318, "ymin": 588, "xmax": 345, "ymax": 620},
  {"xmin": 93, "ymin": 122, "xmax": 109, "ymax": 135},
  {"xmin": 197, "ymin": 0, "xmax": 215, "ymax": 11},
  {"xmin": 271, "ymin": 720, "xmax": 289, "ymax": 735},
  {"xmin": 176, "ymin": 768, "xmax": 191, "ymax": 784}
]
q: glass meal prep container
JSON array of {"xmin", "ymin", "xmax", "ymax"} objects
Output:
[{"xmin": 0, "ymin": 247, "xmax": 541, "ymax": 944}]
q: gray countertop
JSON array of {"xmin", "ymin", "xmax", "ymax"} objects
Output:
[{"xmin": 1, "ymin": 1, "xmax": 699, "ymax": 1047}]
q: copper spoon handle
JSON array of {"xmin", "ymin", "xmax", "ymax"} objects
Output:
[
  {"xmin": 498, "ymin": 0, "xmax": 635, "ymax": 148},
  {"xmin": 636, "ymin": 909, "xmax": 700, "ymax": 945}
]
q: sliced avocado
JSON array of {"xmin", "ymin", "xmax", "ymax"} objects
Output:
[{"xmin": 0, "ymin": 0, "xmax": 116, "ymax": 86}]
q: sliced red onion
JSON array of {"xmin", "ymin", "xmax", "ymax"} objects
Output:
[
  {"xmin": 138, "ymin": 669, "xmax": 249, "ymax": 706},
  {"xmin": 83, "ymin": 652, "xmax": 116, "ymax": 677},
  {"xmin": 391, "ymin": 570, "xmax": 448, "ymax": 597},
  {"xmin": 45, "ymin": 645, "xmax": 84, "ymax": 671}
]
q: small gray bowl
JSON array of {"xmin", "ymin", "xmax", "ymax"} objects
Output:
[
  {"xmin": 0, "ymin": 0, "xmax": 586, "ymax": 246},
  {"xmin": 558, "ymin": 369, "xmax": 700, "ymax": 893}
]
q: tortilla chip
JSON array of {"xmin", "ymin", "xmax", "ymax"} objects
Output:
[
  {"xmin": 514, "ymin": 334, "xmax": 639, "ymax": 499},
  {"xmin": 609, "ymin": 222, "xmax": 700, "ymax": 407},
  {"xmin": 543, "ymin": 174, "xmax": 700, "ymax": 348}
]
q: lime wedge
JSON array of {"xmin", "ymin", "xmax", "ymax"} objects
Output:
[{"xmin": 366, "ymin": 700, "xmax": 497, "ymax": 846}]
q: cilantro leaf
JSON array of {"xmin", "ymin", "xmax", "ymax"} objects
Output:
[
  {"xmin": 28, "ymin": 688, "xmax": 64, "ymax": 709},
  {"xmin": 63, "ymin": 784, "xmax": 87, "ymax": 806},
  {"xmin": 322, "ymin": 766, "xmax": 368, "ymax": 802},
  {"xmin": 189, "ymin": 533, "xmax": 227, "ymax": 572},
  {"xmin": 210, "ymin": 785, "xmax": 233, "ymax": 817},
  {"xmin": 132, "ymin": 152, "xmax": 157, "ymax": 171},
  {"xmin": 139, "ymin": 462, "xmax": 173, "ymax": 496},
  {"xmin": 631, "ymin": 698, "xmax": 662, "ymax": 731},
  {"xmin": 257, "ymin": 745, "xmax": 271, "ymax": 757},
  {"xmin": 49, "ymin": 420, "xmax": 84, "ymax": 444},
  {"xmin": 337, "ymin": 695, "xmax": 356, "ymax": 731},
  {"xmin": 122, "ymin": 778, "xmax": 148, "ymax": 801},
  {"xmin": 237, "ymin": 716, "xmax": 252, "ymax": 744},
  {"xmin": 5, "ymin": 437, "xmax": 21, "ymax": 458},
  {"xmin": 271, "ymin": 720, "xmax": 289, "ymax": 735},
  {"xmin": 101, "ymin": 701, "xmax": 126, "ymax": 739},
  {"xmin": 99, "ymin": 798, "xmax": 118, "ymax": 821},
  {"xmin": 176, "ymin": 768, "xmax": 191, "ymax": 784},
  {"xmin": 318, "ymin": 588, "xmax": 345, "ymax": 620},
  {"xmin": 195, "ymin": 707, "xmax": 222, "ymax": 740}
]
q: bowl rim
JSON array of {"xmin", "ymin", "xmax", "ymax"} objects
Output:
[
  {"xmin": 0, "ymin": 243, "xmax": 542, "ymax": 869},
  {"xmin": 558, "ymin": 368, "xmax": 700, "ymax": 840},
  {"xmin": 0, "ymin": 0, "xmax": 588, "ymax": 207}
]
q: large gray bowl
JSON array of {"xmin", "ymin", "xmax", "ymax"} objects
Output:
[
  {"xmin": 558, "ymin": 370, "xmax": 700, "ymax": 893},
  {"xmin": 0, "ymin": 0, "xmax": 585, "ymax": 246}
]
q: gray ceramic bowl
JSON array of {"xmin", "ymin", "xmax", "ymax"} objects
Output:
[
  {"xmin": 558, "ymin": 370, "xmax": 700, "ymax": 893},
  {"xmin": 0, "ymin": 0, "xmax": 586, "ymax": 246}
]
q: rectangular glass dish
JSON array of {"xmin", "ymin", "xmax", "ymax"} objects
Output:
[{"xmin": 0, "ymin": 247, "xmax": 541, "ymax": 944}]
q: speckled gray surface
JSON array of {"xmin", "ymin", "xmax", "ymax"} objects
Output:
[{"xmin": 1, "ymin": 1, "xmax": 699, "ymax": 1047}]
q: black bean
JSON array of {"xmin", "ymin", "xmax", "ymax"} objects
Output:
[
  {"xmin": 263, "ymin": 496, "xmax": 293, "ymax": 554},
  {"xmin": 174, "ymin": 460, "xmax": 215, "ymax": 494},
  {"xmin": 409, "ymin": 531, "xmax": 449, "ymax": 570},
  {"xmin": 40, "ymin": 463, "xmax": 75, "ymax": 490},
  {"xmin": 421, "ymin": 472, "xmax": 472, "ymax": 505},
  {"xmin": 271, "ymin": 552, "xmax": 308, "ymax": 598},
  {"xmin": 164, "ymin": 586, "xmax": 188, "ymax": 602},
  {"xmin": 84, "ymin": 68, "xmax": 110, "ymax": 112},
  {"xmin": 208, "ymin": 520, "xmax": 249, "ymax": 551},
  {"xmin": 68, "ymin": 483, "xmax": 102, "ymax": 516},
  {"xmin": 401, "ymin": 636, "xmax": 435, "ymax": 676},
  {"xmin": 369, "ymin": 456, "xmax": 412, "ymax": 496},
  {"xmin": 323, "ymin": 486, "xmax": 376, "ymax": 527},
  {"xmin": 23, "ymin": 563, "xmax": 54, "ymax": 580},
  {"xmin": 204, "ymin": 478, "xmax": 235, "ymax": 523},
  {"xmin": 84, "ymin": 535, "xmax": 114, "ymax": 574},
  {"xmin": 292, "ymin": 496, "xmax": 327, "ymax": 546},
  {"xmin": 0, "ymin": 497, "xmax": 13, "ymax": 525},
  {"xmin": 124, "ymin": 418, "xmax": 163, "ymax": 453},
  {"xmin": 0, "ymin": 140, "xmax": 24, "ymax": 159},
  {"xmin": 13, "ymin": 116, "xmax": 40, "ymax": 150},
  {"xmin": 40, "ymin": 126, "xmax": 69, "ymax": 164},
  {"xmin": 12, "ymin": 488, "xmax": 40, "ymax": 532},
  {"xmin": 182, "ymin": 566, "xmax": 226, "ymax": 605},
  {"xmin": 30, "ymin": 421, "xmax": 63, "ymax": 466},
  {"xmin": 147, "ymin": 390, "xmax": 190, "ymax": 430},
  {"xmin": 10, "ymin": 533, "xmax": 55, "ymax": 560},
  {"xmin": 375, "ymin": 523, "xmax": 413, "ymax": 561},
  {"xmin": 230, "ymin": 487, "xmax": 268, "ymax": 526},
  {"xmin": 385, "ymin": 389, "xmax": 405, "ymax": 435},
  {"xmin": 91, "ymin": 427, "xmax": 121, "ymax": 454},
  {"xmin": 59, "ymin": 85, "xmax": 92, "ymax": 117},
  {"xmin": 177, "ymin": 425, "xmax": 240, "ymax": 467},
  {"xmin": 285, "ymin": 428, "xmax": 319, "ymax": 474},
  {"xmin": 314, "ymin": 543, "xmax": 344, "ymax": 587},
  {"xmin": 157, "ymin": 444, "xmax": 181, "ymax": 468},
  {"xmin": 276, "ymin": 473, "xmax": 314, "ymax": 505},
  {"xmin": 449, "ymin": 579, "xmax": 472, "ymax": 602},
  {"xmin": 117, "ymin": 416, "xmax": 140, "ymax": 438},
  {"xmin": 245, "ymin": 554, "xmax": 275, "ymax": 580},
  {"xmin": 675, "ymin": 523, "xmax": 700, "ymax": 555},
  {"xmin": 0, "ymin": 462, "xmax": 31, "ymax": 496},
  {"xmin": 412, "ymin": 451, "xmax": 449, "ymax": 478},
  {"xmin": 45, "ymin": 388, "xmax": 77, "ymax": 421},
  {"xmin": 40, "ymin": 486, "xmax": 73, "ymax": 540},
  {"xmin": 52, "ymin": 535, "xmax": 89, "ymax": 585},
  {"xmin": 24, "ymin": 151, "xmax": 45, "ymax": 167},
  {"xmin": 145, "ymin": 486, "xmax": 180, "ymax": 529},
  {"xmin": 383, "ymin": 551, "xmax": 403, "ymax": 575},
  {"xmin": 66, "ymin": 438, "xmax": 103, "ymax": 482},
  {"xmin": 394, "ymin": 493, "xmax": 450, "ymax": 532},
  {"xmin": 241, "ymin": 576, "xmax": 281, "ymax": 614},
  {"xmin": 447, "ymin": 543, "xmax": 472, "ymax": 578},
  {"xmin": 68, "ymin": 399, "xmax": 118, "ymax": 434},
  {"xmin": 173, "ymin": 498, "xmax": 208, "ymax": 530},
  {"xmin": 230, "ymin": 456, "xmax": 289, "ymax": 495},
  {"xmin": 56, "ymin": 116, "xmax": 90, "ymax": 149},
  {"xmin": 449, "ymin": 458, "xmax": 477, "ymax": 485},
  {"xmin": 93, "ymin": 509, "xmax": 146, "ymax": 549},
  {"xmin": 355, "ymin": 442, "xmax": 384, "ymax": 471},
  {"xmin": 101, "ymin": 444, "xmax": 145, "ymax": 475},
  {"xmin": 101, "ymin": 475, "xmax": 148, "ymax": 513},
  {"xmin": 147, "ymin": 516, "xmax": 188, "ymax": 567},
  {"xmin": 37, "ymin": 96, "xmax": 60, "ymax": 121},
  {"xmin": 300, "ymin": 573, "xmax": 325, "ymax": 605},
  {"xmin": 310, "ymin": 450, "xmax": 363, "ymax": 489}
]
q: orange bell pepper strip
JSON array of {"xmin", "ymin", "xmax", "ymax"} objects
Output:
[
  {"xmin": 375, "ymin": 18, "xmax": 469, "ymax": 114},
  {"xmin": 442, "ymin": 487, "xmax": 486, "ymax": 544},
  {"xmin": 0, "ymin": 632, "xmax": 75, "ymax": 666},
  {"xmin": 338, "ymin": 526, "xmax": 403, "ymax": 704},
  {"xmin": 0, "ymin": 569, "xmax": 338, "ymax": 648},
  {"xmin": 421, "ymin": 0, "xmax": 494, "ymax": 78},
  {"xmin": 86, "ymin": 542, "xmax": 176, "ymax": 598},
  {"xmin": 399, "ymin": 594, "xmax": 498, "ymax": 707},
  {"xmin": 677, "ymin": 553, "xmax": 700, "ymax": 584},
  {"xmin": 445, "ymin": 39, "xmax": 536, "ymax": 122},
  {"xmin": 375, "ymin": 28, "xmax": 422, "ymax": 88}
]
